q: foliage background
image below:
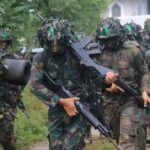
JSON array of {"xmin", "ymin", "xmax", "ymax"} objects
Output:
[{"xmin": 0, "ymin": 0, "xmax": 111, "ymax": 51}]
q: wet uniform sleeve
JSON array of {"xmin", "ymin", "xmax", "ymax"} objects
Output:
[
  {"xmin": 133, "ymin": 47, "xmax": 150, "ymax": 93},
  {"xmin": 30, "ymin": 53, "xmax": 60, "ymax": 108}
]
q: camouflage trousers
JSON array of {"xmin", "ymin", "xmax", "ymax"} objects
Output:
[
  {"xmin": 48, "ymin": 105, "xmax": 87, "ymax": 150},
  {"xmin": 0, "ymin": 109, "xmax": 16, "ymax": 150},
  {"xmin": 103, "ymin": 95, "xmax": 147, "ymax": 150}
]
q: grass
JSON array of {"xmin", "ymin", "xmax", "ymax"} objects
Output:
[
  {"xmin": 15, "ymin": 85, "xmax": 48, "ymax": 147},
  {"xmin": 85, "ymin": 137, "xmax": 114, "ymax": 150}
]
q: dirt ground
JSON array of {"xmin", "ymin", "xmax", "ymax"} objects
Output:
[
  {"xmin": 1, "ymin": 128, "xmax": 150, "ymax": 150},
  {"xmin": 20, "ymin": 127, "xmax": 150, "ymax": 150},
  {"xmin": 20, "ymin": 140, "xmax": 150, "ymax": 150}
]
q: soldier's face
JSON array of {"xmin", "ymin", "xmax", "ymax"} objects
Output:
[
  {"xmin": 101, "ymin": 38, "xmax": 118, "ymax": 50},
  {"xmin": 0, "ymin": 41, "xmax": 7, "ymax": 52},
  {"xmin": 49, "ymin": 39, "xmax": 62, "ymax": 53}
]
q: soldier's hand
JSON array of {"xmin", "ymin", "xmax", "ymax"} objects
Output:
[
  {"xmin": 142, "ymin": 91, "xmax": 150, "ymax": 107},
  {"xmin": 59, "ymin": 97, "xmax": 79, "ymax": 117},
  {"xmin": 106, "ymin": 83, "xmax": 124, "ymax": 93},
  {"xmin": 105, "ymin": 72, "xmax": 118, "ymax": 84}
]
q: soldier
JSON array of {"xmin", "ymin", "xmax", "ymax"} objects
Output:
[
  {"xmin": 96, "ymin": 18, "xmax": 150, "ymax": 150},
  {"xmin": 141, "ymin": 19, "xmax": 150, "ymax": 70},
  {"xmin": 124, "ymin": 21, "xmax": 142, "ymax": 43},
  {"xmin": 30, "ymin": 18, "xmax": 118, "ymax": 150},
  {"xmin": 0, "ymin": 30, "xmax": 18, "ymax": 150}
]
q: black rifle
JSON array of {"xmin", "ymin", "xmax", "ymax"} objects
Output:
[
  {"xmin": 44, "ymin": 72, "xmax": 117, "ymax": 148},
  {"xmin": 4, "ymin": 90, "xmax": 30, "ymax": 119},
  {"xmin": 68, "ymin": 35, "xmax": 146, "ymax": 108},
  {"xmin": 14, "ymin": 92, "xmax": 30, "ymax": 119}
]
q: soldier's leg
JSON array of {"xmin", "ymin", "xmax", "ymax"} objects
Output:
[
  {"xmin": 48, "ymin": 106, "xmax": 87, "ymax": 150},
  {"xmin": 0, "ymin": 114, "xmax": 16, "ymax": 150},
  {"xmin": 117, "ymin": 104, "xmax": 146, "ymax": 150},
  {"xmin": 104, "ymin": 104, "xmax": 120, "ymax": 143},
  {"xmin": 48, "ymin": 106, "xmax": 64, "ymax": 150},
  {"xmin": 85, "ymin": 124, "xmax": 92, "ymax": 144},
  {"xmin": 136, "ymin": 124, "xmax": 147, "ymax": 150},
  {"xmin": 62, "ymin": 114, "xmax": 87, "ymax": 150}
]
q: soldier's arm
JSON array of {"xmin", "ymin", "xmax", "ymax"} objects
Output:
[
  {"xmin": 134, "ymin": 47, "xmax": 150, "ymax": 106},
  {"xmin": 30, "ymin": 53, "xmax": 61, "ymax": 108},
  {"xmin": 133, "ymin": 47, "xmax": 150, "ymax": 93}
]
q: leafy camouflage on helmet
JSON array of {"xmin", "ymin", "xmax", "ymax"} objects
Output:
[
  {"xmin": 38, "ymin": 18, "xmax": 76, "ymax": 47},
  {"xmin": 0, "ymin": 30, "xmax": 12, "ymax": 41},
  {"xmin": 123, "ymin": 23, "xmax": 132, "ymax": 35},
  {"xmin": 144, "ymin": 19, "xmax": 150, "ymax": 32},
  {"xmin": 123, "ymin": 22, "xmax": 141, "ymax": 37},
  {"xmin": 96, "ymin": 17, "xmax": 122, "ymax": 39}
]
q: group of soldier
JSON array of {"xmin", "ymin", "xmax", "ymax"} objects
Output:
[{"xmin": 1, "ymin": 16, "xmax": 150, "ymax": 150}]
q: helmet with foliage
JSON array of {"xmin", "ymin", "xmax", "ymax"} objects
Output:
[
  {"xmin": 144, "ymin": 19, "xmax": 150, "ymax": 33},
  {"xmin": 123, "ymin": 23, "xmax": 132, "ymax": 35},
  {"xmin": 0, "ymin": 30, "xmax": 12, "ymax": 43},
  {"xmin": 123, "ymin": 22, "xmax": 142, "ymax": 40},
  {"xmin": 142, "ymin": 19, "xmax": 150, "ymax": 49},
  {"xmin": 37, "ymin": 17, "xmax": 77, "ymax": 50},
  {"xmin": 96, "ymin": 17, "xmax": 122, "ymax": 39},
  {"xmin": 0, "ymin": 30, "xmax": 12, "ymax": 52}
]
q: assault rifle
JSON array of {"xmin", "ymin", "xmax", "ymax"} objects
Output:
[
  {"xmin": 14, "ymin": 92, "xmax": 30, "ymax": 119},
  {"xmin": 68, "ymin": 35, "xmax": 145, "ymax": 108},
  {"xmin": 4, "ymin": 88, "xmax": 29, "ymax": 119},
  {"xmin": 43, "ymin": 72, "xmax": 117, "ymax": 147},
  {"xmin": 4, "ymin": 98, "xmax": 29, "ymax": 119}
]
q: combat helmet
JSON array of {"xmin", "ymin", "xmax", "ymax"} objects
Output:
[
  {"xmin": 0, "ymin": 30, "xmax": 12, "ymax": 44},
  {"xmin": 123, "ymin": 22, "xmax": 142, "ymax": 41},
  {"xmin": 96, "ymin": 17, "xmax": 122, "ymax": 40},
  {"xmin": 37, "ymin": 17, "xmax": 76, "ymax": 50}
]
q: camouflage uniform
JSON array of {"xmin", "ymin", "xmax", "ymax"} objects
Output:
[
  {"xmin": 0, "ymin": 83, "xmax": 18, "ymax": 150},
  {"xmin": 0, "ymin": 30, "xmax": 17, "ymax": 150},
  {"xmin": 96, "ymin": 18, "xmax": 149, "ymax": 150},
  {"xmin": 30, "ymin": 18, "xmax": 110, "ymax": 150},
  {"xmin": 141, "ymin": 19, "xmax": 150, "ymax": 69},
  {"xmin": 31, "ymin": 50, "xmax": 89, "ymax": 149}
]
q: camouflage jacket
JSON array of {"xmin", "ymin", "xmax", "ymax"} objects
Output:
[
  {"xmin": 98, "ymin": 41, "xmax": 149, "ymax": 94},
  {"xmin": 141, "ymin": 33, "xmax": 150, "ymax": 51},
  {"xmin": 30, "ymin": 50, "xmax": 107, "ymax": 108},
  {"xmin": 0, "ymin": 53, "xmax": 21, "ymax": 114}
]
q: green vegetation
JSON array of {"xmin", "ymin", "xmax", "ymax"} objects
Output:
[
  {"xmin": 0, "ymin": 0, "xmax": 111, "ymax": 50},
  {"xmin": 15, "ymin": 85, "xmax": 48, "ymax": 146}
]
